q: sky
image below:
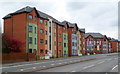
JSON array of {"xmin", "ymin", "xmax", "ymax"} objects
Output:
[{"xmin": 0, "ymin": 0, "xmax": 119, "ymax": 39}]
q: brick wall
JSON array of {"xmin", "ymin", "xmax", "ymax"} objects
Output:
[{"xmin": 2, "ymin": 52, "xmax": 36, "ymax": 64}]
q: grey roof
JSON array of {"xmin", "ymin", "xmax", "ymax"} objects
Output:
[
  {"xmin": 110, "ymin": 38, "xmax": 118, "ymax": 41},
  {"xmin": 61, "ymin": 21, "xmax": 67, "ymax": 26},
  {"xmin": 61, "ymin": 20, "xmax": 76, "ymax": 27},
  {"xmin": 3, "ymin": 6, "xmax": 61, "ymax": 24},
  {"xmin": 3, "ymin": 6, "xmax": 34, "ymax": 19},
  {"xmin": 85, "ymin": 33, "xmax": 104, "ymax": 38},
  {"xmin": 79, "ymin": 28, "xmax": 85, "ymax": 33}
]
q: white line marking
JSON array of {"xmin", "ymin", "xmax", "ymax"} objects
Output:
[
  {"xmin": 2, "ymin": 62, "xmax": 44, "ymax": 69},
  {"xmin": 112, "ymin": 65, "xmax": 118, "ymax": 70},
  {"xmin": 33, "ymin": 67, "xmax": 36, "ymax": 69},
  {"xmin": 20, "ymin": 69, "xmax": 24, "ymax": 71},
  {"xmin": 71, "ymin": 70, "xmax": 76, "ymax": 72},
  {"xmin": 98, "ymin": 61, "xmax": 105, "ymax": 64},
  {"xmin": 107, "ymin": 59, "xmax": 112, "ymax": 61},
  {"xmin": 51, "ymin": 64, "xmax": 55, "ymax": 66},
  {"xmin": 83, "ymin": 65, "xmax": 95, "ymax": 69},
  {"xmin": 43, "ymin": 66, "xmax": 46, "ymax": 67},
  {"xmin": 59, "ymin": 60, "xmax": 63, "ymax": 61},
  {"xmin": 59, "ymin": 63, "xmax": 62, "ymax": 64},
  {"xmin": 64, "ymin": 62, "xmax": 67, "ymax": 63},
  {"xmin": 34, "ymin": 63, "xmax": 40, "ymax": 64}
]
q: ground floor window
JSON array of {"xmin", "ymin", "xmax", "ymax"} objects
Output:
[
  {"xmin": 29, "ymin": 49, "xmax": 32, "ymax": 53},
  {"xmin": 59, "ymin": 50, "xmax": 61, "ymax": 54},
  {"xmin": 40, "ymin": 49, "xmax": 44, "ymax": 54},
  {"xmin": 45, "ymin": 50, "xmax": 47, "ymax": 54},
  {"xmin": 64, "ymin": 50, "xmax": 66, "ymax": 55}
]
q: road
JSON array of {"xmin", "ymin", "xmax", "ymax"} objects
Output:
[
  {"xmin": 38, "ymin": 54, "xmax": 118, "ymax": 72},
  {"xmin": 1, "ymin": 53, "xmax": 119, "ymax": 73}
]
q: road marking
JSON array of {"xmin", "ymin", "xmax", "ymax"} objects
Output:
[
  {"xmin": 2, "ymin": 62, "xmax": 44, "ymax": 69},
  {"xmin": 71, "ymin": 70, "xmax": 76, "ymax": 72},
  {"xmin": 33, "ymin": 67, "xmax": 36, "ymax": 69},
  {"xmin": 64, "ymin": 62, "xmax": 67, "ymax": 63},
  {"xmin": 43, "ymin": 66, "xmax": 46, "ymax": 67},
  {"xmin": 112, "ymin": 65, "xmax": 118, "ymax": 70},
  {"xmin": 34, "ymin": 63, "xmax": 40, "ymax": 64},
  {"xmin": 20, "ymin": 69, "xmax": 24, "ymax": 71},
  {"xmin": 59, "ymin": 60, "xmax": 63, "ymax": 61},
  {"xmin": 83, "ymin": 65, "xmax": 95, "ymax": 69},
  {"xmin": 70, "ymin": 61, "xmax": 73, "ymax": 63},
  {"xmin": 51, "ymin": 64, "xmax": 55, "ymax": 66},
  {"xmin": 98, "ymin": 61, "xmax": 105, "ymax": 64},
  {"xmin": 59, "ymin": 63, "xmax": 62, "ymax": 64},
  {"xmin": 107, "ymin": 59, "xmax": 112, "ymax": 61}
]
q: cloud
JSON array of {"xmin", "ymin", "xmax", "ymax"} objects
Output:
[
  {"xmin": 0, "ymin": 1, "xmax": 118, "ymax": 39},
  {"xmin": 65, "ymin": 2, "xmax": 118, "ymax": 38}
]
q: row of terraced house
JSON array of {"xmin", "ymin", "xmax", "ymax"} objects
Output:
[{"xmin": 3, "ymin": 6, "xmax": 120, "ymax": 60}]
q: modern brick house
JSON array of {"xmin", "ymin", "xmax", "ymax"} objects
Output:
[
  {"xmin": 108, "ymin": 37, "xmax": 112, "ymax": 53},
  {"xmin": 3, "ymin": 6, "xmax": 63, "ymax": 59},
  {"xmin": 3, "ymin": 6, "xmax": 118, "ymax": 61},
  {"xmin": 61, "ymin": 21, "xmax": 68, "ymax": 57},
  {"xmin": 109, "ymin": 38, "xmax": 118, "ymax": 53},
  {"xmin": 85, "ymin": 33, "xmax": 104, "ymax": 54},
  {"xmin": 67, "ymin": 22, "xmax": 78, "ymax": 56},
  {"xmin": 76, "ymin": 28, "xmax": 85, "ymax": 56},
  {"xmin": 118, "ymin": 41, "xmax": 120, "ymax": 52},
  {"xmin": 102, "ymin": 35, "xmax": 109, "ymax": 54},
  {"xmin": 79, "ymin": 29, "xmax": 85, "ymax": 55},
  {"xmin": 76, "ymin": 29, "xmax": 81, "ymax": 56},
  {"xmin": 56, "ymin": 24, "xmax": 63, "ymax": 57}
]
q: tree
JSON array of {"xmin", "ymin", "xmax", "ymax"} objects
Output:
[{"xmin": 2, "ymin": 34, "xmax": 24, "ymax": 53}]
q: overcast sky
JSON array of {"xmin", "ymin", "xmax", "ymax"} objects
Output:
[{"xmin": 0, "ymin": 0, "xmax": 118, "ymax": 39}]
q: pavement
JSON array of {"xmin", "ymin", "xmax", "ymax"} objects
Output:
[{"xmin": 1, "ymin": 53, "xmax": 119, "ymax": 73}]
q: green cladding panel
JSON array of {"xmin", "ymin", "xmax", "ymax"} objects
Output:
[
  {"xmin": 26, "ymin": 22, "xmax": 38, "ymax": 53},
  {"xmin": 63, "ymin": 33, "xmax": 68, "ymax": 57}
]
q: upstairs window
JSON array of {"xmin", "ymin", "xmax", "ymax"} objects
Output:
[
  {"xmin": 40, "ymin": 39, "xmax": 44, "ymax": 43},
  {"xmin": 54, "ymin": 33, "xmax": 56, "ymax": 37},
  {"xmin": 29, "ymin": 15, "xmax": 33, "ymax": 19},
  {"xmin": 58, "ymin": 34, "xmax": 61, "ymax": 38},
  {"xmin": 44, "ymin": 21, "xmax": 47, "ymax": 25},
  {"xmin": 34, "ymin": 27, "xmax": 37, "ymax": 33},
  {"xmin": 40, "ymin": 29, "xmax": 44, "ymax": 33},
  {"xmin": 59, "ymin": 42, "xmax": 62, "ymax": 46},
  {"xmin": 29, "ymin": 37, "xmax": 32, "ymax": 44},
  {"xmin": 28, "ymin": 26, "xmax": 33, "ymax": 32},
  {"xmin": 40, "ymin": 19, "xmax": 43, "ymax": 23},
  {"xmin": 45, "ymin": 40, "xmax": 47, "ymax": 44},
  {"xmin": 64, "ymin": 43, "xmax": 66, "ymax": 47},
  {"xmin": 54, "ymin": 24, "xmax": 56, "ymax": 28},
  {"xmin": 64, "ymin": 27, "xmax": 66, "ymax": 30},
  {"xmin": 58, "ymin": 26, "xmax": 61, "ymax": 29},
  {"xmin": 34, "ymin": 16, "xmax": 37, "ymax": 21},
  {"xmin": 72, "ymin": 29, "xmax": 74, "ymax": 32},
  {"xmin": 45, "ymin": 31, "xmax": 47, "ymax": 35},
  {"xmin": 54, "ymin": 41, "xmax": 56, "ymax": 46},
  {"xmin": 64, "ymin": 35, "xmax": 66, "ymax": 40},
  {"xmin": 34, "ymin": 38, "xmax": 37, "ymax": 44}
]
